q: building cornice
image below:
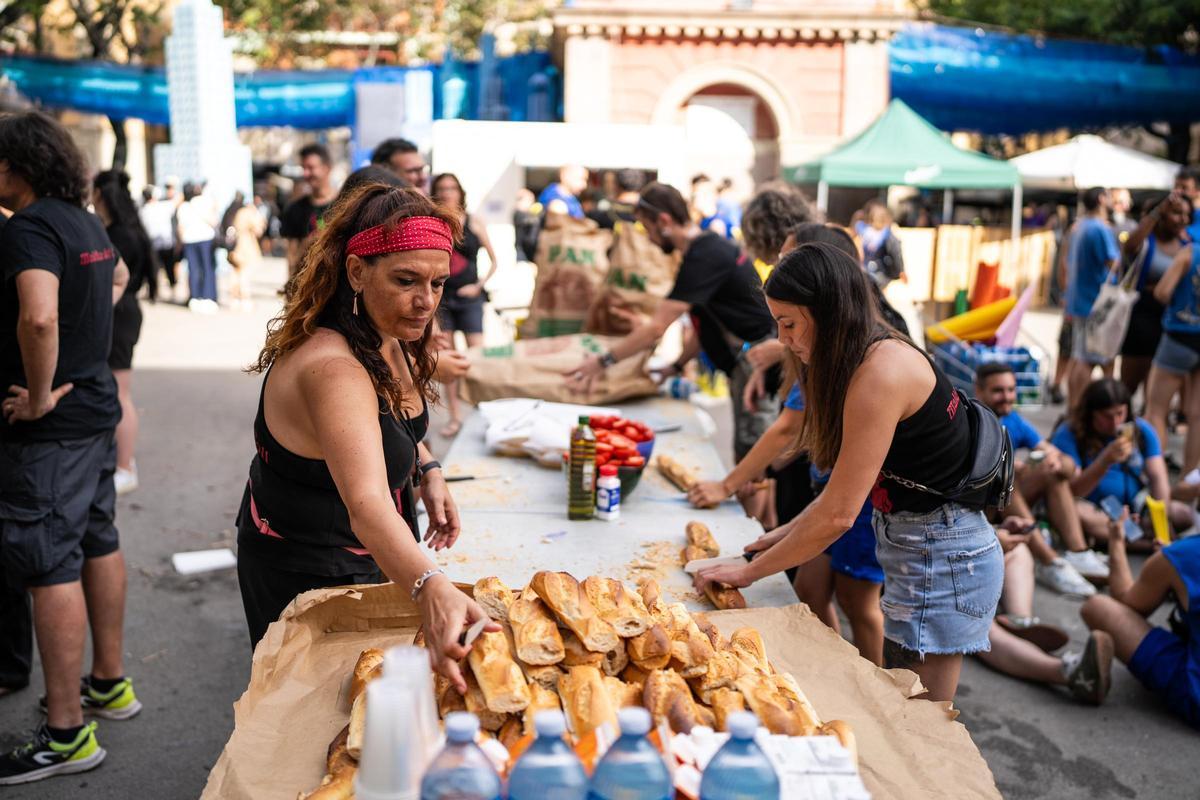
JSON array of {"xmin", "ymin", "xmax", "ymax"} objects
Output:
[{"xmin": 553, "ymin": 8, "xmax": 911, "ymax": 43}]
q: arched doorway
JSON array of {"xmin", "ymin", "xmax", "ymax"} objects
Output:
[{"xmin": 651, "ymin": 65, "xmax": 793, "ymax": 198}]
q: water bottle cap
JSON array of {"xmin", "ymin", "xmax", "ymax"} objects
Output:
[
  {"xmin": 533, "ymin": 710, "xmax": 567, "ymax": 737},
  {"xmin": 617, "ymin": 707, "xmax": 652, "ymax": 735},
  {"xmin": 444, "ymin": 711, "xmax": 479, "ymax": 742},
  {"xmin": 726, "ymin": 711, "xmax": 758, "ymax": 739},
  {"xmin": 599, "ymin": 465, "xmax": 618, "ymax": 477}
]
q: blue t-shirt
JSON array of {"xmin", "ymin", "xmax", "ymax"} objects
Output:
[
  {"xmin": 1163, "ymin": 245, "xmax": 1200, "ymax": 335},
  {"xmin": 1049, "ymin": 418, "xmax": 1161, "ymax": 505},
  {"xmin": 537, "ymin": 183, "xmax": 584, "ymax": 220},
  {"xmin": 1186, "ymin": 219, "xmax": 1200, "ymax": 247},
  {"xmin": 1161, "ymin": 535, "xmax": 1200, "ymax": 714},
  {"xmin": 784, "ymin": 382, "xmax": 805, "ymax": 412},
  {"xmin": 1065, "ymin": 217, "xmax": 1121, "ymax": 318},
  {"xmin": 1000, "ymin": 411, "xmax": 1042, "ymax": 451}
]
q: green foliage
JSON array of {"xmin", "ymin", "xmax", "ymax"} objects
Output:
[{"xmin": 923, "ymin": 0, "xmax": 1200, "ymax": 51}]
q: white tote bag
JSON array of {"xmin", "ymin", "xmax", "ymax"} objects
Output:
[{"xmin": 1084, "ymin": 256, "xmax": 1142, "ymax": 362}]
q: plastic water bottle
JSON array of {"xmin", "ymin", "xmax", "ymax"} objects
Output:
[
  {"xmin": 699, "ymin": 712, "xmax": 780, "ymax": 800},
  {"xmin": 419, "ymin": 713, "xmax": 501, "ymax": 800},
  {"xmin": 508, "ymin": 711, "xmax": 588, "ymax": 800},
  {"xmin": 587, "ymin": 707, "xmax": 672, "ymax": 800}
]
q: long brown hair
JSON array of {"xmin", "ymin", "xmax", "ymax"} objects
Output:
[
  {"xmin": 250, "ymin": 182, "xmax": 462, "ymax": 413},
  {"xmin": 764, "ymin": 242, "xmax": 906, "ymax": 470},
  {"xmin": 1069, "ymin": 378, "xmax": 1136, "ymax": 461}
]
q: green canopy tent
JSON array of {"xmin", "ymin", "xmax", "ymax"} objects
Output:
[{"xmin": 786, "ymin": 99, "xmax": 1023, "ymax": 245}]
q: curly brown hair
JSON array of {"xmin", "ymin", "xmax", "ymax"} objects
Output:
[
  {"xmin": 741, "ymin": 182, "xmax": 820, "ymax": 264},
  {"xmin": 0, "ymin": 110, "xmax": 90, "ymax": 207},
  {"xmin": 250, "ymin": 182, "xmax": 463, "ymax": 413}
]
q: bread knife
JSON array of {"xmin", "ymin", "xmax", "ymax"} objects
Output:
[{"xmin": 683, "ymin": 554, "xmax": 753, "ymax": 574}]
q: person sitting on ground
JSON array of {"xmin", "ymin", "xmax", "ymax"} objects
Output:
[
  {"xmin": 976, "ymin": 517, "xmax": 1115, "ymax": 705},
  {"xmin": 1050, "ymin": 378, "xmax": 1192, "ymax": 547},
  {"xmin": 974, "ymin": 362, "xmax": 1107, "ymax": 594},
  {"xmin": 1082, "ymin": 509, "xmax": 1200, "ymax": 729}
]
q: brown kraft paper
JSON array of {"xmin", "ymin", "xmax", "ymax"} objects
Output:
[
  {"xmin": 586, "ymin": 220, "xmax": 680, "ymax": 336},
  {"xmin": 522, "ymin": 216, "xmax": 612, "ymax": 339},
  {"xmin": 201, "ymin": 582, "xmax": 1000, "ymax": 800}
]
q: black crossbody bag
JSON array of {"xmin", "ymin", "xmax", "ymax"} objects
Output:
[{"xmin": 880, "ymin": 389, "xmax": 1015, "ymax": 513}]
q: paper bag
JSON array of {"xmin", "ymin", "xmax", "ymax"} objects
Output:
[
  {"xmin": 202, "ymin": 583, "xmax": 1000, "ymax": 800},
  {"xmin": 522, "ymin": 216, "xmax": 612, "ymax": 338},
  {"xmin": 586, "ymin": 220, "xmax": 680, "ymax": 336},
  {"xmin": 458, "ymin": 333, "xmax": 659, "ymax": 406}
]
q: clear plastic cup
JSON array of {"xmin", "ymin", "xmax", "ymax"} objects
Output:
[
  {"xmin": 382, "ymin": 645, "xmax": 441, "ymax": 765},
  {"xmin": 355, "ymin": 676, "xmax": 426, "ymax": 800}
]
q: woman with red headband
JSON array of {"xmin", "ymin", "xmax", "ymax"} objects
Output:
[{"xmin": 236, "ymin": 182, "xmax": 496, "ymax": 691}]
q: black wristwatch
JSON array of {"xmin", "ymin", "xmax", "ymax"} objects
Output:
[
  {"xmin": 419, "ymin": 460, "xmax": 442, "ymax": 476},
  {"xmin": 599, "ymin": 351, "xmax": 618, "ymax": 369}
]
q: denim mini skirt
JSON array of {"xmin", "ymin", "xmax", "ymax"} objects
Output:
[{"xmin": 872, "ymin": 503, "xmax": 1003, "ymax": 657}]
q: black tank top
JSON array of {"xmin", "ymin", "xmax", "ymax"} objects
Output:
[
  {"xmin": 236, "ymin": 344, "xmax": 429, "ymax": 576},
  {"xmin": 870, "ymin": 344, "xmax": 972, "ymax": 514},
  {"xmin": 444, "ymin": 214, "xmax": 482, "ymax": 296}
]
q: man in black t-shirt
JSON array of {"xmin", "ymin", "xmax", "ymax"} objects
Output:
[
  {"xmin": 0, "ymin": 111, "xmax": 136, "ymax": 785},
  {"xmin": 566, "ymin": 181, "xmax": 777, "ymax": 460},
  {"xmin": 280, "ymin": 143, "xmax": 338, "ymax": 283}
]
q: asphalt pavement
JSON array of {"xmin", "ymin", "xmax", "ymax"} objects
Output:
[{"xmin": 0, "ymin": 260, "xmax": 1194, "ymax": 799}]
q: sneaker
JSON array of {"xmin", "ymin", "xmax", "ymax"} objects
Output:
[
  {"xmin": 1035, "ymin": 558, "xmax": 1097, "ymax": 598},
  {"xmin": 0, "ymin": 722, "xmax": 105, "ymax": 785},
  {"xmin": 114, "ymin": 465, "xmax": 138, "ymax": 496},
  {"xmin": 1062, "ymin": 631, "xmax": 1114, "ymax": 705},
  {"xmin": 40, "ymin": 676, "xmax": 143, "ymax": 721},
  {"xmin": 1063, "ymin": 549, "xmax": 1111, "ymax": 581}
]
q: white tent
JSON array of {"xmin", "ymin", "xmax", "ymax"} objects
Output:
[{"xmin": 1011, "ymin": 134, "xmax": 1181, "ymax": 191}]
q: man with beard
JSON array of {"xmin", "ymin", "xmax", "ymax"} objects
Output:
[{"xmin": 565, "ymin": 182, "xmax": 776, "ymax": 460}]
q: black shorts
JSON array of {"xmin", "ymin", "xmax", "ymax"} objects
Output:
[
  {"xmin": 109, "ymin": 299, "xmax": 143, "ymax": 371},
  {"xmin": 1121, "ymin": 293, "xmax": 1165, "ymax": 358},
  {"xmin": 237, "ymin": 543, "xmax": 384, "ymax": 650},
  {"xmin": 438, "ymin": 299, "xmax": 484, "ymax": 335},
  {"xmin": 0, "ymin": 431, "xmax": 118, "ymax": 587}
]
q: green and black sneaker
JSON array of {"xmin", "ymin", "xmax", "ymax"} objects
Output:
[
  {"xmin": 39, "ymin": 676, "xmax": 143, "ymax": 720},
  {"xmin": 0, "ymin": 722, "xmax": 106, "ymax": 785}
]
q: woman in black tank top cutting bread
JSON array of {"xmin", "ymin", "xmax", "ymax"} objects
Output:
[
  {"xmin": 697, "ymin": 243, "xmax": 1004, "ymax": 702},
  {"xmin": 236, "ymin": 182, "xmax": 497, "ymax": 692}
]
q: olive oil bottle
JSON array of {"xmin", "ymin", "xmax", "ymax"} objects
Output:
[{"xmin": 568, "ymin": 415, "xmax": 597, "ymax": 520}]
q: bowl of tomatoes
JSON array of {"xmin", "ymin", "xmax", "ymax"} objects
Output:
[{"xmin": 589, "ymin": 415, "xmax": 654, "ymax": 497}]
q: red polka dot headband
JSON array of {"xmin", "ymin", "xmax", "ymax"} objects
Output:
[{"xmin": 345, "ymin": 216, "xmax": 453, "ymax": 257}]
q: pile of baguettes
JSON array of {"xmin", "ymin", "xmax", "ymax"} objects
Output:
[{"xmin": 301, "ymin": 570, "xmax": 853, "ymax": 799}]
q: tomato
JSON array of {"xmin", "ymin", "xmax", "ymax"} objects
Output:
[
  {"xmin": 595, "ymin": 441, "xmax": 614, "ymax": 454},
  {"xmin": 589, "ymin": 415, "xmax": 605, "ymax": 429},
  {"xmin": 614, "ymin": 448, "xmax": 637, "ymax": 460},
  {"xmin": 595, "ymin": 454, "xmax": 609, "ymax": 467},
  {"xmin": 623, "ymin": 455, "xmax": 645, "ymax": 468},
  {"xmin": 595, "ymin": 429, "xmax": 611, "ymax": 442},
  {"xmin": 609, "ymin": 434, "xmax": 636, "ymax": 451}
]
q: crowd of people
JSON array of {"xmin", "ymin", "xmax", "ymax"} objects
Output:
[{"xmin": 0, "ymin": 107, "xmax": 1197, "ymax": 787}]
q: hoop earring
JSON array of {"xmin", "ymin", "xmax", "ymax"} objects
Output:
[{"xmin": 352, "ymin": 291, "xmax": 360, "ymax": 316}]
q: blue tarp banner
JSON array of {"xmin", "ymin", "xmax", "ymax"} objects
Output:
[
  {"xmin": 0, "ymin": 51, "xmax": 556, "ymax": 129},
  {"xmin": 891, "ymin": 23, "xmax": 1200, "ymax": 134}
]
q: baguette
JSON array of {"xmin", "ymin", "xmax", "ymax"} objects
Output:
[
  {"xmin": 508, "ymin": 593, "xmax": 566, "ymax": 666},
  {"xmin": 643, "ymin": 669, "xmax": 703, "ymax": 733},
  {"xmin": 531, "ymin": 571, "xmax": 620, "ymax": 653},
  {"xmin": 346, "ymin": 691, "xmax": 366, "ymax": 760},
  {"xmin": 559, "ymin": 665, "xmax": 618, "ymax": 738},
  {"xmin": 562, "ymin": 630, "xmax": 605, "ymax": 667},
  {"xmin": 709, "ymin": 688, "xmax": 746, "ymax": 732},
  {"xmin": 637, "ymin": 579, "xmax": 667, "ymax": 616},
  {"xmin": 467, "ymin": 628, "xmax": 532, "ymax": 713},
  {"xmin": 694, "ymin": 703, "xmax": 716, "ymax": 730},
  {"xmin": 473, "ymin": 577, "xmax": 516, "ymax": 623},
  {"xmin": 685, "ymin": 521, "xmax": 720, "ymax": 558},
  {"xmin": 498, "ymin": 716, "xmax": 524, "ymax": 750},
  {"xmin": 522, "ymin": 663, "xmax": 564, "ymax": 692},
  {"xmin": 602, "ymin": 641, "xmax": 629, "ymax": 677},
  {"xmin": 774, "ymin": 672, "xmax": 822, "ymax": 730},
  {"xmin": 734, "ymin": 672, "xmax": 816, "ymax": 736},
  {"xmin": 656, "ymin": 455, "xmax": 701, "ymax": 495},
  {"xmin": 348, "ymin": 648, "xmax": 385, "ymax": 704},
  {"xmin": 621, "ymin": 662, "xmax": 651, "ymax": 685},
  {"xmin": 819, "ymin": 719, "xmax": 858, "ymax": 765},
  {"xmin": 691, "ymin": 612, "xmax": 728, "ymax": 650},
  {"xmin": 582, "ymin": 576, "xmax": 654, "ymax": 637},
  {"xmin": 413, "ymin": 628, "xmax": 426, "ymax": 648},
  {"xmin": 522, "ymin": 682, "xmax": 563, "ymax": 735},
  {"xmin": 627, "ymin": 623, "xmax": 672, "ymax": 670},
  {"xmin": 728, "ymin": 628, "xmax": 772, "ymax": 675},
  {"xmin": 464, "ymin": 670, "xmax": 508, "ymax": 731},
  {"xmin": 688, "ymin": 649, "xmax": 740, "ymax": 704},
  {"xmin": 603, "ymin": 675, "xmax": 643, "ymax": 709},
  {"xmin": 681, "ymin": 544, "xmax": 710, "ymax": 564},
  {"xmin": 664, "ymin": 603, "xmax": 715, "ymax": 677},
  {"xmin": 298, "ymin": 726, "xmax": 356, "ymax": 800},
  {"xmin": 704, "ymin": 583, "xmax": 747, "ymax": 610}
]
